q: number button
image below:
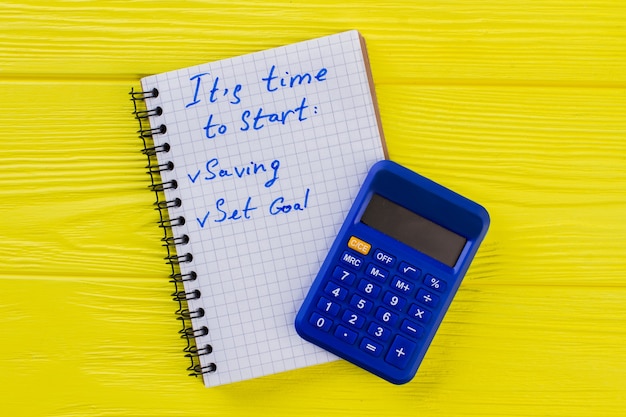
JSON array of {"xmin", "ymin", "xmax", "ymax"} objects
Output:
[
  {"xmin": 341, "ymin": 310, "xmax": 366, "ymax": 329},
  {"xmin": 357, "ymin": 279, "xmax": 381, "ymax": 298},
  {"xmin": 416, "ymin": 288, "xmax": 439, "ymax": 307},
  {"xmin": 375, "ymin": 307, "xmax": 398, "ymax": 326},
  {"xmin": 367, "ymin": 322, "xmax": 391, "ymax": 342},
  {"xmin": 309, "ymin": 312, "xmax": 332, "ymax": 332},
  {"xmin": 316, "ymin": 296, "xmax": 340, "ymax": 316},
  {"xmin": 332, "ymin": 266, "xmax": 356, "ymax": 285},
  {"xmin": 324, "ymin": 282, "xmax": 348, "ymax": 301},
  {"xmin": 382, "ymin": 291, "xmax": 406, "ymax": 311},
  {"xmin": 349, "ymin": 294, "xmax": 373, "ymax": 314}
]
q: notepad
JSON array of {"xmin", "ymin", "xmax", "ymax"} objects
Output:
[{"xmin": 132, "ymin": 30, "xmax": 386, "ymax": 387}]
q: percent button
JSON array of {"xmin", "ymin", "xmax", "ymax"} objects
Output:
[{"xmin": 423, "ymin": 274, "xmax": 446, "ymax": 292}]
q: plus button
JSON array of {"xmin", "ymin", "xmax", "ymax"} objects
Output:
[{"xmin": 385, "ymin": 335, "xmax": 417, "ymax": 370}]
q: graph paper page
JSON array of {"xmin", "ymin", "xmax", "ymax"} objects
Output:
[{"xmin": 141, "ymin": 30, "xmax": 386, "ymax": 387}]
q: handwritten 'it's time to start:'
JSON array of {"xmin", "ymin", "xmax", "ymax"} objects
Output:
[{"xmin": 185, "ymin": 65, "xmax": 328, "ymax": 139}]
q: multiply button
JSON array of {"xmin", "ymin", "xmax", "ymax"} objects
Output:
[{"xmin": 408, "ymin": 304, "xmax": 431, "ymax": 323}]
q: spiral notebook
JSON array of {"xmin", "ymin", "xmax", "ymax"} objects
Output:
[{"xmin": 131, "ymin": 30, "xmax": 387, "ymax": 387}]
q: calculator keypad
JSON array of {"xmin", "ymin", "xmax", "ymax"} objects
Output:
[{"xmin": 307, "ymin": 235, "xmax": 448, "ymax": 372}]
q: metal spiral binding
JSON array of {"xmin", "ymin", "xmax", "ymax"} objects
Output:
[{"xmin": 130, "ymin": 87, "xmax": 216, "ymax": 378}]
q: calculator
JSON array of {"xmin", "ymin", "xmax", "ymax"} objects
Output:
[{"xmin": 295, "ymin": 160, "xmax": 490, "ymax": 384}]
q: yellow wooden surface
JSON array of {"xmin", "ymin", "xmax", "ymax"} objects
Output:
[{"xmin": 1, "ymin": 1, "xmax": 625, "ymax": 416}]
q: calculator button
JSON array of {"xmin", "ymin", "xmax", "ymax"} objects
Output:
[
  {"xmin": 373, "ymin": 249, "xmax": 395, "ymax": 267},
  {"xmin": 408, "ymin": 304, "xmax": 432, "ymax": 323},
  {"xmin": 367, "ymin": 322, "xmax": 391, "ymax": 342},
  {"xmin": 334, "ymin": 325, "xmax": 358, "ymax": 344},
  {"xmin": 391, "ymin": 276, "xmax": 413, "ymax": 294},
  {"xmin": 349, "ymin": 294, "xmax": 373, "ymax": 314},
  {"xmin": 339, "ymin": 251, "xmax": 363, "ymax": 270},
  {"xmin": 398, "ymin": 262, "xmax": 421, "ymax": 280},
  {"xmin": 382, "ymin": 291, "xmax": 407, "ymax": 311},
  {"xmin": 385, "ymin": 335, "xmax": 417, "ymax": 369},
  {"xmin": 416, "ymin": 289, "xmax": 439, "ymax": 307},
  {"xmin": 360, "ymin": 338, "xmax": 384, "ymax": 357},
  {"xmin": 375, "ymin": 307, "xmax": 398, "ymax": 326},
  {"xmin": 424, "ymin": 274, "xmax": 446, "ymax": 292},
  {"xmin": 365, "ymin": 263, "xmax": 389, "ymax": 282},
  {"xmin": 332, "ymin": 266, "xmax": 356, "ymax": 285},
  {"xmin": 357, "ymin": 279, "xmax": 381, "ymax": 298},
  {"xmin": 400, "ymin": 319, "xmax": 424, "ymax": 338},
  {"xmin": 316, "ymin": 297, "xmax": 340, "ymax": 316},
  {"xmin": 347, "ymin": 236, "xmax": 371, "ymax": 255},
  {"xmin": 309, "ymin": 312, "xmax": 332, "ymax": 332},
  {"xmin": 324, "ymin": 282, "xmax": 348, "ymax": 301},
  {"xmin": 341, "ymin": 310, "xmax": 366, "ymax": 329}
]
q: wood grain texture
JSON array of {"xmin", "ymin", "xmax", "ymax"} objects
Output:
[
  {"xmin": 1, "ymin": 0, "xmax": 625, "ymax": 416},
  {"xmin": 1, "ymin": 1, "xmax": 625, "ymax": 83}
]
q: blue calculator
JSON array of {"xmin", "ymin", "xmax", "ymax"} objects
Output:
[{"xmin": 295, "ymin": 160, "xmax": 490, "ymax": 384}]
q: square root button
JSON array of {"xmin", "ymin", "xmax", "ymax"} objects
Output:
[{"xmin": 398, "ymin": 262, "xmax": 421, "ymax": 280}]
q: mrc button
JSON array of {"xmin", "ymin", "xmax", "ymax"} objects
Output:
[{"xmin": 340, "ymin": 251, "xmax": 363, "ymax": 270}]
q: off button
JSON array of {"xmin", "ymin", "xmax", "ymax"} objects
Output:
[{"xmin": 348, "ymin": 236, "xmax": 371, "ymax": 255}]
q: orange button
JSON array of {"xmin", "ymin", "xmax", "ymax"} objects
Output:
[{"xmin": 348, "ymin": 236, "xmax": 371, "ymax": 255}]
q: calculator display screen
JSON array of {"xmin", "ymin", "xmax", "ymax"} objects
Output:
[{"xmin": 360, "ymin": 194, "xmax": 467, "ymax": 267}]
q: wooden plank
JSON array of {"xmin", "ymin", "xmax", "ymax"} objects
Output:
[
  {"xmin": 0, "ymin": 0, "xmax": 624, "ymax": 83},
  {"xmin": 1, "ymin": 1, "xmax": 625, "ymax": 412},
  {"xmin": 0, "ymin": 80, "xmax": 167, "ymax": 282},
  {"xmin": 2, "ymin": 279, "xmax": 624, "ymax": 416}
]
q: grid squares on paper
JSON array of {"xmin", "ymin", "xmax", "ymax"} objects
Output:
[{"xmin": 141, "ymin": 30, "xmax": 385, "ymax": 387}]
